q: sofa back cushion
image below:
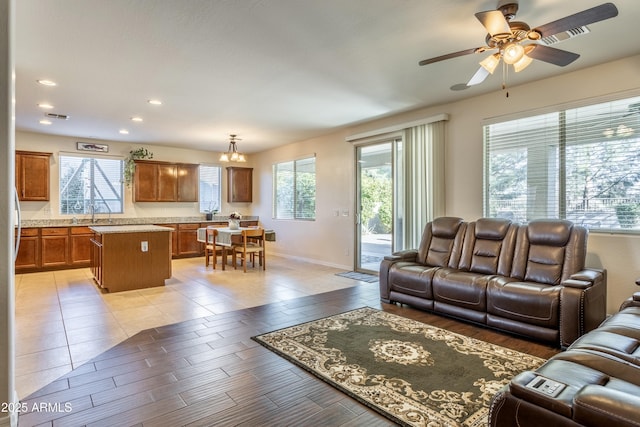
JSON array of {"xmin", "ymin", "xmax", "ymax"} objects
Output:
[
  {"xmin": 511, "ymin": 219, "xmax": 588, "ymax": 285},
  {"xmin": 417, "ymin": 217, "xmax": 466, "ymax": 268},
  {"xmin": 458, "ymin": 218, "xmax": 518, "ymax": 276}
]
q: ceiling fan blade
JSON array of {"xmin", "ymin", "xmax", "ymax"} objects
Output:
[
  {"xmin": 527, "ymin": 45, "xmax": 580, "ymax": 66},
  {"xmin": 533, "ymin": 3, "xmax": 618, "ymax": 38},
  {"xmin": 419, "ymin": 48, "xmax": 483, "ymax": 66},
  {"xmin": 475, "ymin": 10, "xmax": 512, "ymax": 37},
  {"xmin": 467, "ymin": 67, "xmax": 490, "ymax": 86}
]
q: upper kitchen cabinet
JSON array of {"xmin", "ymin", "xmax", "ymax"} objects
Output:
[
  {"xmin": 227, "ymin": 167, "xmax": 252, "ymax": 203},
  {"xmin": 177, "ymin": 164, "xmax": 199, "ymax": 202},
  {"xmin": 16, "ymin": 151, "xmax": 52, "ymax": 201},
  {"xmin": 133, "ymin": 160, "xmax": 199, "ymax": 202},
  {"xmin": 133, "ymin": 161, "xmax": 158, "ymax": 201}
]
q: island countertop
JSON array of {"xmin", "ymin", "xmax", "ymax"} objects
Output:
[{"xmin": 89, "ymin": 225, "xmax": 174, "ymax": 234}]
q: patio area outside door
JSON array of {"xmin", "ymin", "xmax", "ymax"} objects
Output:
[{"xmin": 355, "ymin": 140, "xmax": 401, "ymax": 273}]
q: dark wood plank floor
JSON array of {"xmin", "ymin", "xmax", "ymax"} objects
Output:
[{"xmin": 19, "ymin": 283, "xmax": 559, "ymax": 427}]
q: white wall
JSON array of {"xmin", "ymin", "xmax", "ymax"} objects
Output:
[
  {"xmin": 252, "ymin": 54, "xmax": 640, "ymax": 313},
  {"xmin": 16, "ymin": 54, "xmax": 640, "ymax": 312}
]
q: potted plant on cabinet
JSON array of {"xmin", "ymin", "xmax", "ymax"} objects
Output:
[{"xmin": 123, "ymin": 147, "xmax": 153, "ymax": 187}]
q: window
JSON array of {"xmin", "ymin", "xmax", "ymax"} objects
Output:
[
  {"xmin": 199, "ymin": 165, "xmax": 222, "ymax": 213},
  {"xmin": 273, "ymin": 156, "xmax": 316, "ymax": 220},
  {"xmin": 60, "ymin": 155, "xmax": 124, "ymax": 214},
  {"xmin": 484, "ymin": 94, "xmax": 640, "ymax": 232}
]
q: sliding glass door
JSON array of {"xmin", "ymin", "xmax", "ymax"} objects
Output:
[{"xmin": 355, "ymin": 139, "xmax": 402, "ymax": 273}]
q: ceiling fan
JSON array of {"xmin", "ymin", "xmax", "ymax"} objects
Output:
[{"xmin": 419, "ymin": 2, "xmax": 619, "ymax": 87}]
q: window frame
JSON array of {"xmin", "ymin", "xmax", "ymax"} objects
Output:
[
  {"xmin": 483, "ymin": 92, "xmax": 640, "ymax": 233},
  {"xmin": 272, "ymin": 155, "xmax": 316, "ymax": 221},
  {"xmin": 59, "ymin": 153, "xmax": 124, "ymax": 215}
]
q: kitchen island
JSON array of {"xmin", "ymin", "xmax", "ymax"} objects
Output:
[{"xmin": 90, "ymin": 225, "xmax": 173, "ymax": 292}]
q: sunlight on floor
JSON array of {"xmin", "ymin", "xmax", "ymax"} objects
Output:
[{"xmin": 14, "ymin": 255, "xmax": 372, "ymax": 399}]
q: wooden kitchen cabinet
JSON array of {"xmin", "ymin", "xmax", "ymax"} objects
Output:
[
  {"xmin": 133, "ymin": 161, "xmax": 159, "ymax": 201},
  {"xmin": 157, "ymin": 223, "xmax": 178, "ymax": 256},
  {"xmin": 157, "ymin": 163, "xmax": 178, "ymax": 201},
  {"xmin": 15, "ymin": 228, "xmax": 39, "ymax": 271},
  {"xmin": 90, "ymin": 226, "xmax": 172, "ymax": 292},
  {"xmin": 133, "ymin": 160, "xmax": 199, "ymax": 202},
  {"xmin": 16, "ymin": 151, "xmax": 52, "ymax": 201},
  {"xmin": 177, "ymin": 223, "xmax": 202, "ymax": 256},
  {"xmin": 227, "ymin": 167, "xmax": 253, "ymax": 203},
  {"xmin": 177, "ymin": 164, "xmax": 199, "ymax": 202},
  {"xmin": 41, "ymin": 227, "xmax": 69, "ymax": 268},
  {"xmin": 70, "ymin": 226, "xmax": 93, "ymax": 266},
  {"xmin": 90, "ymin": 233, "xmax": 102, "ymax": 285}
]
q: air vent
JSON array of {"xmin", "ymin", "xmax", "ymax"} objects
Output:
[
  {"xmin": 45, "ymin": 112, "xmax": 70, "ymax": 120},
  {"xmin": 540, "ymin": 26, "xmax": 590, "ymax": 46}
]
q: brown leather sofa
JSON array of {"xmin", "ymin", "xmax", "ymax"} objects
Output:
[
  {"xmin": 489, "ymin": 300, "xmax": 640, "ymax": 427},
  {"xmin": 379, "ymin": 217, "xmax": 607, "ymax": 347}
]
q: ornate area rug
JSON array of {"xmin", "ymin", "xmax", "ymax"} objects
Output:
[{"xmin": 253, "ymin": 307, "xmax": 545, "ymax": 427}]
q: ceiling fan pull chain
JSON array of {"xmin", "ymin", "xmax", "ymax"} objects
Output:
[{"xmin": 502, "ymin": 61, "xmax": 509, "ymax": 98}]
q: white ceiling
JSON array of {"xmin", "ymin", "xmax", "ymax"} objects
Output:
[{"xmin": 14, "ymin": 0, "xmax": 640, "ymax": 153}]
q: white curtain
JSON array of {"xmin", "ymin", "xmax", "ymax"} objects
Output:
[{"xmin": 402, "ymin": 121, "xmax": 446, "ymax": 248}]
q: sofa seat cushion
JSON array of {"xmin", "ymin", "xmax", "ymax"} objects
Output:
[
  {"xmin": 431, "ymin": 268, "xmax": 491, "ymax": 311},
  {"xmin": 388, "ymin": 262, "xmax": 438, "ymax": 299},
  {"xmin": 487, "ymin": 278, "xmax": 560, "ymax": 328}
]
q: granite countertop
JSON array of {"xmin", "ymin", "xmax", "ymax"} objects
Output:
[
  {"xmin": 89, "ymin": 225, "xmax": 175, "ymax": 234},
  {"xmin": 20, "ymin": 216, "xmax": 259, "ymax": 228}
]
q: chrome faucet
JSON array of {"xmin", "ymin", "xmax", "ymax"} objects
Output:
[{"xmin": 90, "ymin": 203, "xmax": 95, "ymax": 224}]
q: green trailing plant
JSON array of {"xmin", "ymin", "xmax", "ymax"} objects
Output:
[{"xmin": 123, "ymin": 147, "xmax": 153, "ymax": 186}]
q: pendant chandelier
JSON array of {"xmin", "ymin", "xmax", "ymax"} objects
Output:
[{"xmin": 219, "ymin": 134, "xmax": 246, "ymax": 162}]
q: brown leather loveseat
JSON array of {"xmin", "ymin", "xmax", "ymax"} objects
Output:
[
  {"xmin": 489, "ymin": 299, "xmax": 640, "ymax": 427},
  {"xmin": 379, "ymin": 217, "xmax": 607, "ymax": 348}
]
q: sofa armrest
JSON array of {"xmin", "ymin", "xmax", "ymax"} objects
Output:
[
  {"xmin": 560, "ymin": 269, "xmax": 607, "ymax": 348},
  {"xmin": 573, "ymin": 385, "xmax": 640, "ymax": 427},
  {"xmin": 379, "ymin": 249, "xmax": 419, "ymax": 302},
  {"xmin": 383, "ymin": 249, "xmax": 418, "ymax": 262},
  {"xmin": 569, "ymin": 269, "xmax": 603, "ymax": 283},
  {"xmin": 562, "ymin": 279, "xmax": 591, "ymax": 289}
]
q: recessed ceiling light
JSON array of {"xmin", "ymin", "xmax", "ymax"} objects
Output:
[
  {"xmin": 147, "ymin": 99, "xmax": 162, "ymax": 105},
  {"xmin": 130, "ymin": 116, "xmax": 143, "ymax": 122},
  {"xmin": 39, "ymin": 119, "xmax": 52, "ymax": 125},
  {"xmin": 37, "ymin": 79, "xmax": 57, "ymax": 86},
  {"xmin": 38, "ymin": 103, "xmax": 54, "ymax": 109},
  {"xmin": 119, "ymin": 129, "xmax": 129, "ymax": 135}
]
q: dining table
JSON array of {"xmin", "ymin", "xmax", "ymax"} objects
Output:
[{"xmin": 197, "ymin": 227, "xmax": 276, "ymax": 269}]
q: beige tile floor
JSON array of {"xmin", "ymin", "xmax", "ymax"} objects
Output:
[{"xmin": 14, "ymin": 255, "xmax": 363, "ymax": 399}]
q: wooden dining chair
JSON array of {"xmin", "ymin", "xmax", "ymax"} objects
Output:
[
  {"xmin": 232, "ymin": 228, "xmax": 265, "ymax": 272},
  {"xmin": 204, "ymin": 227, "xmax": 224, "ymax": 269}
]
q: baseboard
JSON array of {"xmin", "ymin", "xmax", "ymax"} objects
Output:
[{"xmin": 268, "ymin": 251, "xmax": 351, "ymax": 271}]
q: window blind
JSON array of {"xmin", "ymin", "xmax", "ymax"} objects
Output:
[
  {"xmin": 484, "ymin": 95, "xmax": 640, "ymax": 232},
  {"xmin": 59, "ymin": 155, "xmax": 124, "ymax": 214},
  {"xmin": 199, "ymin": 165, "xmax": 221, "ymax": 213},
  {"xmin": 273, "ymin": 156, "xmax": 316, "ymax": 220}
]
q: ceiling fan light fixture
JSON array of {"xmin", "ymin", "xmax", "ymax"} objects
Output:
[
  {"xmin": 502, "ymin": 42, "xmax": 525, "ymax": 64},
  {"xmin": 479, "ymin": 53, "xmax": 500, "ymax": 74},
  {"xmin": 513, "ymin": 54, "xmax": 533, "ymax": 72}
]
